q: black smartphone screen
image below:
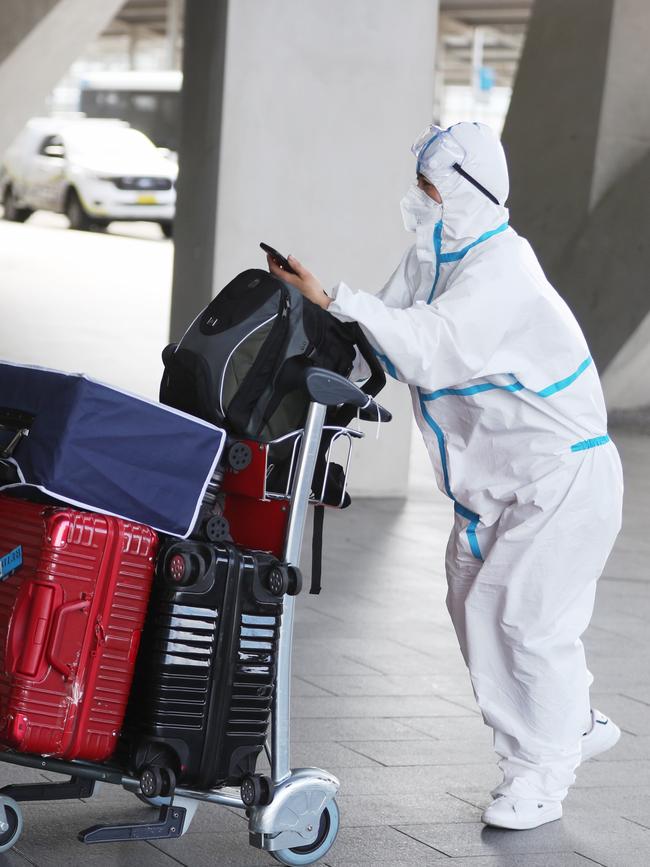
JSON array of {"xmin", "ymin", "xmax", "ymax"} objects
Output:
[{"xmin": 260, "ymin": 242, "xmax": 298, "ymax": 275}]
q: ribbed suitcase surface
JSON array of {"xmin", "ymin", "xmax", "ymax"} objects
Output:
[
  {"xmin": 129, "ymin": 541, "xmax": 282, "ymax": 788},
  {"xmin": 0, "ymin": 495, "xmax": 157, "ymax": 761}
]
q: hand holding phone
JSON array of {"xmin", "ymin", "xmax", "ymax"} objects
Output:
[{"xmin": 260, "ymin": 242, "xmax": 298, "ymax": 275}]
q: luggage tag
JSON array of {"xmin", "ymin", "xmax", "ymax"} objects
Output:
[{"xmin": 0, "ymin": 546, "xmax": 23, "ymax": 581}]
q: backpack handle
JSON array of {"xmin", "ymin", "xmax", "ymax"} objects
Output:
[
  {"xmin": 327, "ymin": 324, "xmax": 386, "ymax": 429},
  {"xmin": 353, "ymin": 325, "xmax": 386, "ymax": 399}
]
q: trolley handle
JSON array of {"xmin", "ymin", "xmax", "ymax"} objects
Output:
[{"xmin": 304, "ymin": 368, "xmax": 392, "ymax": 423}]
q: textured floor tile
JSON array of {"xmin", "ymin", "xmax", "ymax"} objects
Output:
[
  {"xmin": 589, "ymin": 693, "xmax": 650, "ymax": 736},
  {"xmin": 300, "ymin": 673, "xmax": 475, "ymax": 699},
  {"xmin": 620, "ymin": 686, "xmax": 650, "ymax": 706},
  {"xmin": 339, "ymin": 738, "xmax": 495, "ymax": 767},
  {"xmin": 335, "ymin": 791, "xmax": 481, "ymax": 827},
  {"xmin": 570, "ymin": 819, "xmax": 650, "ymax": 867},
  {"xmin": 0, "ymin": 765, "xmax": 62, "ymax": 789},
  {"xmin": 291, "ymin": 676, "xmax": 336, "ymax": 697},
  {"xmin": 14, "ymin": 807, "xmax": 181, "ymax": 866},
  {"xmin": 400, "ymin": 715, "xmax": 490, "ymax": 740},
  {"xmin": 290, "ymin": 717, "xmax": 433, "ymax": 742},
  {"xmin": 395, "ymin": 819, "xmax": 581, "ymax": 858},
  {"xmin": 397, "ymin": 813, "xmax": 650, "ymax": 864},
  {"xmin": 290, "ymin": 652, "xmax": 386, "ymax": 677},
  {"xmin": 328, "ymin": 763, "xmax": 501, "ymax": 796},
  {"xmin": 591, "ymin": 734, "xmax": 650, "ymax": 762},
  {"xmin": 153, "ymin": 830, "xmax": 271, "ymax": 866},
  {"xmin": 321, "ymin": 825, "xmax": 448, "ymax": 864},
  {"xmin": 285, "ymin": 741, "xmax": 383, "ymax": 768},
  {"xmin": 291, "ymin": 694, "xmax": 476, "ymax": 719},
  {"xmin": 355, "ymin": 857, "xmax": 598, "ymax": 867},
  {"xmin": 574, "ymin": 760, "xmax": 650, "ymax": 788},
  {"xmin": 0, "ymin": 852, "xmax": 31, "ymax": 866}
]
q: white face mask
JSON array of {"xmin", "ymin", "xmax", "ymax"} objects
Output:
[{"xmin": 400, "ymin": 183, "xmax": 442, "ymax": 233}]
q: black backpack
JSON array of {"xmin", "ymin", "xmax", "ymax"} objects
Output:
[{"xmin": 160, "ymin": 268, "xmax": 384, "ymax": 442}]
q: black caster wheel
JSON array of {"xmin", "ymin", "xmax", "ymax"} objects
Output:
[
  {"xmin": 205, "ymin": 514, "xmax": 230, "ymax": 543},
  {"xmin": 228, "ymin": 441, "xmax": 253, "ymax": 471},
  {"xmin": 267, "ymin": 566, "xmax": 289, "ymax": 597},
  {"xmin": 139, "ymin": 765, "xmax": 164, "ymax": 798},
  {"xmin": 271, "ymin": 800, "xmax": 340, "ymax": 865},
  {"xmin": 0, "ymin": 797, "xmax": 23, "ymax": 853},
  {"xmin": 240, "ymin": 774, "xmax": 272, "ymax": 807},
  {"xmin": 286, "ymin": 565, "xmax": 303, "ymax": 596},
  {"xmin": 160, "ymin": 767, "xmax": 176, "ymax": 797}
]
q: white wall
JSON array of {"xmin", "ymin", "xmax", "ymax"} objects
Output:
[{"xmin": 212, "ymin": 0, "xmax": 439, "ymax": 496}]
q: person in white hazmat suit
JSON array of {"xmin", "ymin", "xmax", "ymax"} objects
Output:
[{"xmin": 267, "ymin": 121, "xmax": 624, "ymax": 830}]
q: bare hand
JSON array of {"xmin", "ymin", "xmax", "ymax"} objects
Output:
[{"xmin": 267, "ymin": 254, "xmax": 332, "ymax": 310}]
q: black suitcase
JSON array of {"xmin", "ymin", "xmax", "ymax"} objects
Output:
[{"xmin": 127, "ymin": 540, "xmax": 283, "ymax": 789}]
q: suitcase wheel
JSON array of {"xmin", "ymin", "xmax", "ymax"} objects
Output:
[
  {"xmin": 267, "ymin": 565, "xmax": 303, "ymax": 597},
  {"xmin": 139, "ymin": 765, "xmax": 176, "ymax": 799},
  {"xmin": 270, "ymin": 800, "xmax": 340, "ymax": 865},
  {"xmin": 267, "ymin": 567, "xmax": 289, "ymax": 597},
  {"xmin": 163, "ymin": 548, "xmax": 209, "ymax": 587},
  {"xmin": 240, "ymin": 774, "xmax": 272, "ymax": 807},
  {"xmin": 204, "ymin": 514, "xmax": 231, "ymax": 543},
  {"xmin": 227, "ymin": 442, "xmax": 253, "ymax": 471},
  {"xmin": 286, "ymin": 565, "xmax": 303, "ymax": 597},
  {"xmin": 0, "ymin": 796, "xmax": 23, "ymax": 854}
]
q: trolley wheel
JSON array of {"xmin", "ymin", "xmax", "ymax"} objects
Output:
[
  {"xmin": 240, "ymin": 774, "xmax": 272, "ymax": 807},
  {"xmin": 271, "ymin": 800, "xmax": 339, "ymax": 865},
  {"xmin": 227, "ymin": 441, "xmax": 253, "ymax": 471},
  {"xmin": 139, "ymin": 765, "xmax": 164, "ymax": 798},
  {"xmin": 267, "ymin": 566, "xmax": 289, "ymax": 597},
  {"xmin": 204, "ymin": 514, "xmax": 230, "ymax": 543},
  {"xmin": 0, "ymin": 797, "xmax": 23, "ymax": 853}
]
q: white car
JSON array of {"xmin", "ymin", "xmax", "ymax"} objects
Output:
[{"xmin": 1, "ymin": 118, "xmax": 177, "ymax": 236}]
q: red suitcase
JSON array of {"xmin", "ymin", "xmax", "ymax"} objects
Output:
[{"xmin": 0, "ymin": 495, "xmax": 158, "ymax": 761}]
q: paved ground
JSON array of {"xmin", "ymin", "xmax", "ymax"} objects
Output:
[{"xmin": 1, "ymin": 215, "xmax": 649, "ymax": 865}]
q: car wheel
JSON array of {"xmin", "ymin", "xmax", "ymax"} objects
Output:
[
  {"xmin": 160, "ymin": 221, "xmax": 173, "ymax": 239},
  {"xmin": 2, "ymin": 186, "xmax": 32, "ymax": 223},
  {"xmin": 65, "ymin": 190, "xmax": 91, "ymax": 231}
]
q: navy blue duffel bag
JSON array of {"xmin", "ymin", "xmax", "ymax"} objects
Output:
[{"xmin": 0, "ymin": 360, "xmax": 226, "ymax": 537}]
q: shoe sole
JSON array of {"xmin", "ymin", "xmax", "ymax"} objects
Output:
[
  {"xmin": 582, "ymin": 720, "xmax": 621, "ymax": 762},
  {"xmin": 482, "ymin": 806, "xmax": 563, "ymax": 830}
]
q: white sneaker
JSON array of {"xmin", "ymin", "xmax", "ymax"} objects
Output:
[
  {"xmin": 581, "ymin": 708, "xmax": 621, "ymax": 761},
  {"xmin": 481, "ymin": 794, "xmax": 563, "ymax": 830}
]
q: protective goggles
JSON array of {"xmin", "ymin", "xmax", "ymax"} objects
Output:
[{"xmin": 412, "ymin": 124, "xmax": 500, "ymax": 206}]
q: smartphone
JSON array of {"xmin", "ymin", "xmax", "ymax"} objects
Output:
[{"xmin": 260, "ymin": 242, "xmax": 298, "ymax": 275}]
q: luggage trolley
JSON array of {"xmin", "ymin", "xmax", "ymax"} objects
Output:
[{"xmin": 0, "ymin": 367, "xmax": 391, "ymax": 865}]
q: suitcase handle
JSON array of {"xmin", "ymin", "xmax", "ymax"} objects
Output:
[
  {"xmin": 0, "ymin": 407, "xmax": 34, "ymax": 459},
  {"xmin": 46, "ymin": 599, "xmax": 90, "ymax": 680},
  {"xmin": 7, "ymin": 582, "xmax": 59, "ymax": 678}
]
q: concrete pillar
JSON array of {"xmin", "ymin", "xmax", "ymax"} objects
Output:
[
  {"xmin": 169, "ymin": 0, "xmax": 229, "ymax": 343},
  {"xmin": 165, "ymin": 0, "xmax": 182, "ymax": 70},
  {"xmin": 502, "ymin": 0, "xmax": 650, "ymax": 410},
  {"xmin": 501, "ymin": 0, "xmax": 614, "ymax": 275},
  {"xmin": 0, "ymin": 0, "xmax": 125, "ymax": 155},
  {"xmin": 171, "ymin": 0, "xmax": 439, "ymax": 496}
]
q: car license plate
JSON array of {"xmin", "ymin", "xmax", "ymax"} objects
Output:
[{"xmin": 137, "ymin": 194, "xmax": 158, "ymax": 205}]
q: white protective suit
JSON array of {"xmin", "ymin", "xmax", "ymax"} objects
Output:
[{"xmin": 328, "ymin": 122, "xmax": 624, "ymax": 802}]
